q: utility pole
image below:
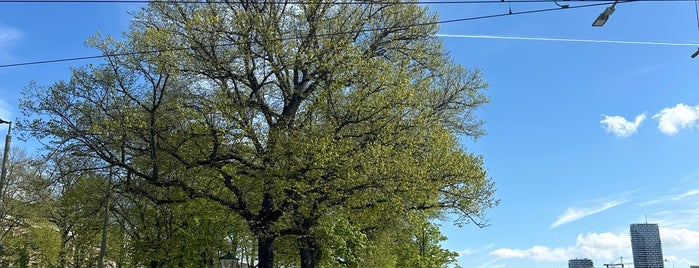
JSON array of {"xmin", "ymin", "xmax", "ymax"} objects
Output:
[{"xmin": 0, "ymin": 118, "xmax": 11, "ymax": 221}]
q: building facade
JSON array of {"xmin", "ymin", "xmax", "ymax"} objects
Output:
[
  {"xmin": 568, "ymin": 258, "xmax": 594, "ymax": 268},
  {"xmin": 630, "ymin": 223, "xmax": 664, "ymax": 268}
]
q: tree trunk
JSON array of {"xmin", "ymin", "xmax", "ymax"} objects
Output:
[
  {"xmin": 255, "ymin": 191, "xmax": 280, "ymax": 268},
  {"xmin": 58, "ymin": 244, "xmax": 67, "ymax": 268},
  {"xmin": 98, "ymin": 168, "xmax": 112, "ymax": 268},
  {"xmin": 257, "ymin": 236, "xmax": 275, "ymax": 268},
  {"xmin": 59, "ymin": 228, "xmax": 70, "ymax": 268},
  {"xmin": 299, "ymin": 236, "xmax": 320, "ymax": 268},
  {"xmin": 97, "ymin": 206, "xmax": 109, "ymax": 268}
]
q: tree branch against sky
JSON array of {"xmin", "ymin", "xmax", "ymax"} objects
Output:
[{"xmin": 18, "ymin": 0, "xmax": 496, "ymax": 267}]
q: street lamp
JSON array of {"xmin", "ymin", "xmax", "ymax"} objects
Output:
[
  {"xmin": 691, "ymin": 48, "xmax": 699, "ymax": 58},
  {"xmin": 0, "ymin": 117, "xmax": 7, "ymax": 268},
  {"xmin": 0, "ymin": 118, "xmax": 11, "ymax": 209},
  {"xmin": 592, "ymin": 2, "xmax": 617, "ymax": 27},
  {"xmin": 219, "ymin": 251, "xmax": 238, "ymax": 268}
]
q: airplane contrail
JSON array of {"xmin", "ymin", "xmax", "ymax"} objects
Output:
[{"xmin": 436, "ymin": 34, "xmax": 699, "ymax": 47}]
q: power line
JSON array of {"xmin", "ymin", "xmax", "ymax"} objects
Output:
[
  {"xmin": 438, "ymin": 1, "xmax": 614, "ymax": 23},
  {"xmin": 438, "ymin": 34, "xmax": 699, "ymax": 46},
  {"xmin": 0, "ymin": 1, "xmax": 623, "ymax": 68},
  {"xmin": 0, "ymin": 0, "xmax": 688, "ymax": 4}
]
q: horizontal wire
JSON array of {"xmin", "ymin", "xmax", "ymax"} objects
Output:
[
  {"xmin": 0, "ymin": 0, "xmax": 688, "ymax": 4},
  {"xmin": 438, "ymin": 34, "xmax": 699, "ymax": 46},
  {"xmin": 0, "ymin": 1, "xmax": 626, "ymax": 68}
]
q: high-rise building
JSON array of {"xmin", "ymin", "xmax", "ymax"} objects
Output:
[
  {"xmin": 630, "ymin": 223, "xmax": 664, "ymax": 268},
  {"xmin": 568, "ymin": 258, "xmax": 594, "ymax": 268}
]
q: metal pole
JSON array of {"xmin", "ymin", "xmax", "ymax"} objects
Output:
[
  {"xmin": 0, "ymin": 120, "xmax": 11, "ymax": 215},
  {"xmin": 0, "ymin": 119, "xmax": 9, "ymax": 268}
]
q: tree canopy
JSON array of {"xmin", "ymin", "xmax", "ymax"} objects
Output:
[{"xmin": 19, "ymin": 0, "xmax": 497, "ymax": 267}]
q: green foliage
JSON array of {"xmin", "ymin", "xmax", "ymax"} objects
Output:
[
  {"xmin": 394, "ymin": 220, "xmax": 460, "ymax": 268},
  {"xmin": 0, "ymin": 150, "xmax": 60, "ymax": 267},
  {"xmin": 19, "ymin": 0, "xmax": 497, "ymax": 267},
  {"xmin": 119, "ymin": 197, "xmax": 242, "ymax": 267},
  {"xmin": 314, "ymin": 212, "xmax": 369, "ymax": 267},
  {"xmin": 1, "ymin": 216, "xmax": 62, "ymax": 267},
  {"xmin": 346, "ymin": 213, "xmax": 460, "ymax": 268}
]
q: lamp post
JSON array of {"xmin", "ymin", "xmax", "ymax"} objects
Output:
[
  {"xmin": 219, "ymin": 251, "xmax": 238, "ymax": 268},
  {"xmin": 0, "ymin": 118, "xmax": 11, "ymax": 215},
  {"xmin": 691, "ymin": 48, "xmax": 699, "ymax": 58},
  {"xmin": 592, "ymin": 1, "xmax": 617, "ymax": 27}
]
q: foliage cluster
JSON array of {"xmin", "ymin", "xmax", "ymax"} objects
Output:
[{"xmin": 9, "ymin": 0, "xmax": 497, "ymax": 267}]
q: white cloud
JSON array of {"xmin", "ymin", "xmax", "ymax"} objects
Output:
[
  {"xmin": 662, "ymin": 255, "xmax": 698, "ymax": 267},
  {"xmin": 551, "ymin": 199, "xmax": 627, "ymax": 228},
  {"xmin": 490, "ymin": 248, "xmax": 529, "ymax": 259},
  {"xmin": 0, "ymin": 24, "xmax": 21, "ymax": 61},
  {"xmin": 0, "ymin": 26, "xmax": 20, "ymax": 45},
  {"xmin": 489, "ymin": 228, "xmax": 699, "ymax": 264},
  {"xmin": 575, "ymin": 232, "xmax": 631, "ymax": 261},
  {"xmin": 653, "ymin": 104, "xmax": 699, "ymax": 135},
  {"xmin": 0, "ymin": 99, "xmax": 10, "ymax": 121},
  {"xmin": 600, "ymin": 114, "xmax": 646, "ymax": 137},
  {"xmin": 490, "ymin": 232, "xmax": 630, "ymax": 262},
  {"xmin": 664, "ymin": 255, "xmax": 679, "ymax": 262},
  {"xmin": 661, "ymin": 228, "xmax": 699, "ymax": 249},
  {"xmin": 529, "ymin": 246, "xmax": 573, "ymax": 261}
]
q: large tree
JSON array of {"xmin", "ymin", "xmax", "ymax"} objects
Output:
[{"xmin": 20, "ymin": 0, "xmax": 496, "ymax": 267}]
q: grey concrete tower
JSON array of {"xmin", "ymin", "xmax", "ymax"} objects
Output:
[{"xmin": 630, "ymin": 223, "xmax": 664, "ymax": 268}]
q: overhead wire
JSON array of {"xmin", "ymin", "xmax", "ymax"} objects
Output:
[
  {"xmin": 0, "ymin": 0, "xmax": 690, "ymax": 4},
  {"xmin": 0, "ymin": 1, "xmax": 628, "ymax": 68}
]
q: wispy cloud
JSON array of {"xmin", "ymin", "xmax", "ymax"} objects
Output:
[
  {"xmin": 0, "ymin": 26, "xmax": 20, "ymax": 45},
  {"xmin": 436, "ymin": 34, "xmax": 699, "ymax": 47},
  {"xmin": 653, "ymin": 104, "xmax": 699, "ymax": 135},
  {"xmin": 600, "ymin": 114, "xmax": 646, "ymax": 138},
  {"xmin": 640, "ymin": 189, "xmax": 699, "ymax": 206},
  {"xmin": 0, "ymin": 98, "xmax": 11, "ymax": 121},
  {"xmin": 475, "ymin": 258, "xmax": 506, "ymax": 268},
  {"xmin": 651, "ymin": 207, "xmax": 699, "ymax": 230},
  {"xmin": 457, "ymin": 244, "xmax": 494, "ymax": 258},
  {"xmin": 0, "ymin": 24, "xmax": 21, "ymax": 62},
  {"xmin": 0, "ymin": 25, "xmax": 19, "ymax": 120},
  {"xmin": 457, "ymin": 249, "xmax": 474, "ymax": 258},
  {"xmin": 551, "ymin": 199, "xmax": 628, "ymax": 228}
]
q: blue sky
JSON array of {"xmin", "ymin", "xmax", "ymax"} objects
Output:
[{"xmin": 2, "ymin": 1, "xmax": 699, "ymax": 268}]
